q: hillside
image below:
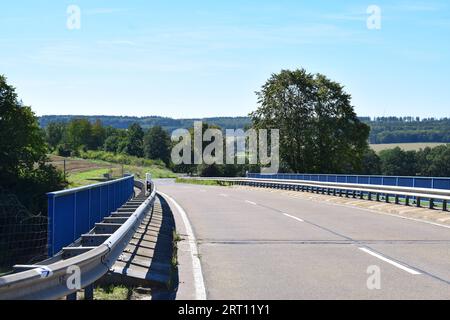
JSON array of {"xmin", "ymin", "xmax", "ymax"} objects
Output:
[
  {"xmin": 39, "ymin": 115, "xmax": 450, "ymax": 145},
  {"xmin": 48, "ymin": 154, "xmax": 176, "ymax": 188},
  {"xmin": 39, "ymin": 115, "xmax": 252, "ymax": 132}
]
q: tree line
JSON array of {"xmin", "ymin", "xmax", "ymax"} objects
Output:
[
  {"xmin": 361, "ymin": 117, "xmax": 450, "ymax": 144},
  {"xmin": 39, "ymin": 115, "xmax": 450, "ymax": 145},
  {"xmin": 361, "ymin": 146, "xmax": 450, "ymax": 176},
  {"xmin": 46, "ymin": 120, "xmax": 172, "ymax": 165},
  {"xmin": 43, "ymin": 69, "xmax": 450, "ymax": 178}
]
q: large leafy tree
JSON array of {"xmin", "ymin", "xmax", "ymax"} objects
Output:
[
  {"xmin": 379, "ymin": 147, "xmax": 417, "ymax": 176},
  {"xmin": 125, "ymin": 123, "xmax": 144, "ymax": 157},
  {"xmin": 143, "ymin": 126, "xmax": 171, "ymax": 164},
  {"xmin": 66, "ymin": 118, "xmax": 93, "ymax": 151},
  {"xmin": 251, "ymin": 69, "xmax": 370, "ymax": 173},
  {"xmin": 45, "ymin": 122, "xmax": 66, "ymax": 150},
  {"xmin": 0, "ymin": 75, "xmax": 66, "ymax": 213}
]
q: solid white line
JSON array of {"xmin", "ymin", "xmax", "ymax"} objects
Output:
[
  {"xmin": 283, "ymin": 213, "xmax": 304, "ymax": 222},
  {"xmin": 245, "ymin": 200, "xmax": 257, "ymax": 205},
  {"xmin": 358, "ymin": 247, "xmax": 422, "ymax": 275},
  {"xmin": 158, "ymin": 192, "xmax": 207, "ymax": 300}
]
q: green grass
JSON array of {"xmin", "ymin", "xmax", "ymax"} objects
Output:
[
  {"xmin": 68, "ymin": 168, "xmax": 115, "ymax": 187},
  {"xmin": 58, "ymin": 155, "xmax": 176, "ymax": 188},
  {"xmin": 175, "ymin": 177, "xmax": 230, "ymax": 186},
  {"xmin": 94, "ymin": 285, "xmax": 132, "ymax": 300},
  {"xmin": 123, "ymin": 164, "xmax": 176, "ymax": 181},
  {"xmin": 370, "ymin": 142, "xmax": 447, "ymax": 153}
]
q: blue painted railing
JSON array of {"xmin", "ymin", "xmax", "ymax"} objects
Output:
[
  {"xmin": 247, "ymin": 173, "xmax": 450, "ymax": 190},
  {"xmin": 47, "ymin": 175, "xmax": 134, "ymax": 257}
]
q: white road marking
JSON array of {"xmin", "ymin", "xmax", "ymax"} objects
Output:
[
  {"xmin": 245, "ymin": 200, "xmax": 257, "ymax": 205},
  {"xmin": 158, "ymin": 192, "xmax": 207, "ymax": 300},
  {"xmin": 219, "ymin": 194, "xmax": 229, "ymax": 197},
  {"xmin": 199, "ymin": 189, "xmax": 207, "ymax": 193},
  {"xmin": 283, "ymin": 213, "xmax": 304, "ymax": 222},
  {"xmin": 358, "ymin": 247, "xmax": 422, "ymax": 275}
]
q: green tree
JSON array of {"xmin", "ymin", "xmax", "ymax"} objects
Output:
[
  {"xmin": 425, "ymin": 145, "xmax": 450, "ymax": 177},
  {"xmin": 45, "ymin": 122, "xmax": 66, "ymax": 150},
  {"xmin": 66, "ymin": 118, "xmax": 93, "ymax": 152},
  {"xmin": 143, "ymin": 126, "xmax": 171, "ymax": 164},
  {"xmin": 251, "ymin": 69, "xmax": 370, "ymax": 173},
  {"xmin": 360, "ymin": 148, "xmax": 381, "ymax": 175},
  {"xmin": 124, "ymin": 123, "xmax": 144, "ymax": 157},
  {"xmin": 0, "ymin": 75, "xmax": 66, "ymax": 213},
  {"xmin": 90, "ymin": 119, "xmax": 106, "ymax": 150},
  {"xmin": 379, "ymin": 147, "xmax": 417, "ymax": 176}
]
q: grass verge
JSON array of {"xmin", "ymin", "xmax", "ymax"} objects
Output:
[
  {"xmin": 93, "ymin": 285, "xmax": 133, "ymax": 300},
  {"xmin": 175, "ymin": 177, "xmax": 231, "ymax": 186}
]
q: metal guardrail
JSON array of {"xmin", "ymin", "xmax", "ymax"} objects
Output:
[
  {"xmin": 0, "ymin": 180, "xmax": 156, "ymax": 300},
  {"xmin": 196, "ymin": 177, "xmax": 450, "ymax": 211},
  {"xmin": 248, "ymin": 173, "xmax": 450, "ymax": 190}
]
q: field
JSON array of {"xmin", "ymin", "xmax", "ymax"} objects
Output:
[
  {"xmin": 370, "ymin": 142, "xmax": 447, "ymax": 153},
  {"xmin": 47, "ymin": 155, "xmax": 176, "ymax": 188}
]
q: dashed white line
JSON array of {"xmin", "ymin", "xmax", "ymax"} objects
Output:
[
  {"xmin": 158, "ymin": 192, "xmax": 207, "ymax": 300},
  {"xmin": 282, "ymin": 213, "xmax": 304, "ymax": 223},
  {"xmin": 245, "ymin": 200, "xmax": 257, "ymax": 205},
  {"xmin": 359, "ymin": 247, "xmax": 422, "ymax": 275}
]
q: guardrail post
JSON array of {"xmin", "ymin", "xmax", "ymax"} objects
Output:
[
  {"xmin": 429, "ymin": 198, "xmax": 434, "ymax": 210},
  {"xmin": 385, "ymin": 194, "xmax": 390, "ymax": 203},
  {"xmin": 376, "ymin": 193, "xmax": 380, "ymax": 202},
  {"xmin": 84, "ymin": 285, "xmax": 94, "ymax": 300},
  {"xmin": 367, "ymin": 192, "xmax": 372, "ymax": 201},
  {"xmin": 443, "ymin": 200, "xmax": 447, "ymax": 212},
  {"xmin": 416, "ymin": 197, "xmax": 421, "ymax": 207},
  {"xmin": 405, "ymin": 196, "xmax": 410, "ymax": 206},
  {"xmin": 395, "ymin": 195, "xmax": 399, "ymax": 205}
]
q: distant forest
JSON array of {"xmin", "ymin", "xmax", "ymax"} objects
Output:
[
  {"xmin": 39, "ymin": 115, "xmax": 251, "ymax": 133},
  {"xmin": 39, "ymin": 115, "xmax": 450, "ymax": 144}
]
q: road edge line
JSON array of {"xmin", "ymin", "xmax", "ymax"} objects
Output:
[{"xmin": 158, "ymin": 191, "xmax": 207, "ymax": 300}]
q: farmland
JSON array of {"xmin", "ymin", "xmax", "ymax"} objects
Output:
[
  {"xmin": 370, "ymin": 142, "xmax": 447, "ymax": 153},
  {"xmin": 47, "ymin": 155, "xmax": 176, "ymax": 188}
]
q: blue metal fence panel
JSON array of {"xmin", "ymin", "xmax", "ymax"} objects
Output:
[
  {"xmin": 47, "ymin": 175, "xmax": 134, "ymax": 257},
  {"xmin": 434, "ymin": 178, "xmax": 450, "ymax": 190},
  {"xmin": 248, "ymin": 173, "xmax": 450, "ymax": 191}
]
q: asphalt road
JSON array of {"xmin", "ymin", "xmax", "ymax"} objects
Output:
[{"xmin": 155, "ymin": 179, "xmax": 450, "ymax": 300}]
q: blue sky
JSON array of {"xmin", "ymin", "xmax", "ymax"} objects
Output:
[{"xmin": 0, "ymin": 1, "xmax": 449, "ymax": 118}]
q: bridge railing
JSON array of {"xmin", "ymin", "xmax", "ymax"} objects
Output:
[
  {"xmin": 188, "ymin": 176, "xmax": 450, "ymax": 211},
  {"xmin": 46, "ymin": 175, "xmax": 134, "ymax": 257},
  {"xmin": 247, "ymin": 173, "xmax": 450, "ymax": 190}
]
